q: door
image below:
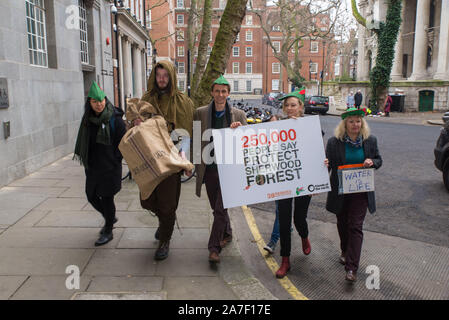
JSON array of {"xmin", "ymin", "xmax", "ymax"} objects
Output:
[{"xmin": 419, "ymin": 90, "xmax": 434, "ymax": 112}]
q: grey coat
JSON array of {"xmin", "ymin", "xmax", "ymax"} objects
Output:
[
  {"xmin": 325, "ymin": 135, "xmax": 382, "ymax": 214},
  {"xmin": 194, "ymin": 101, "xmax": 247, "ymax": 197}
]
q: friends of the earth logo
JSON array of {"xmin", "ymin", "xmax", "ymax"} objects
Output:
[{"xmin": 296, "ymin": 187, "xmax": 305, "ymax": 195}]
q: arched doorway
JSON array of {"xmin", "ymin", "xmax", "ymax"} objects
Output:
[{"xmin": 418, "ymin": 90, "xmax": 434, "ymax": 111}]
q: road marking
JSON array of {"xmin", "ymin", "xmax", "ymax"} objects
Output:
[{"xmin": 241, "ymin": 205, "xmax": 308, "ymax": 300}]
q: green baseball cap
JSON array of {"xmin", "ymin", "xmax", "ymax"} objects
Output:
[
  {"xmin": 87, "ymin": 81, "xmax": 106, "ymax": 101},
  {"xmin": 341, "ymin": 107, "xmax": 366, "ymax": 119},
  {"xmin": 213, "ymin": 75, "xmax": 230, "ymax": 86},
  {"xmin": 278, "ymin": 87, "xmax": 306, "ymax": 102}
]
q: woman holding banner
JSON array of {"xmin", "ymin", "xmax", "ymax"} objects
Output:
[
  {"xmin": 273, "ymin": 88, "xmax": 314, "ymax": 279},
  {"xmin": 325, "ymin": 108, "xmax": 382, "ymax": 282}
]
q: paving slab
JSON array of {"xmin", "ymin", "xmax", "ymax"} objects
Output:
[
  {"xmin": 12, "ymin": 209, "xmax": 51, "ymax": 228},
  {"xmin": 8, "ymin": 178, "xmax": 61, "ymax": 187},
  {"xmin": 57, "ymin": 187, "xmax": 85, "ymax": 198},
  {"xmin": 9, "ymin": 275, "xmax": 91, "ymax": 300},
  {"xmin": 117, "ymin": 227, "xmax": 209, "ymax": 249},
  {"xmin": 176, "ymin": 208, "xmax": 211, "ymax": 228},
  {"xmin": 0, "ymin": 227, "xmax": 124, "ymax": 249},
  {"xmin": 82, "ymin": 249, "xmax": 158, "ymax": 276},
  {"xmin": 82, "ymin": 200, "xmax": 130, "ymax": 212},
  {"xmin": 0, "ymin": 248, "xmax": 94, "ymax": 276},
  {"xmin": 35, "ymin": 211, "xmax": 105, "ymax": 228},
  {"xmin": 87, "ymin": 276, "xmax": 163, "ymax": 293},
  {"xmin": 0, "ymin": 276, "xmax": 28, "ymax": 299},
  {"xmin": 1, "ymin": 186, "xmax": 67, "ymax": 197},
  {"xmin": 53, "ymin": 178, "xmax": 85, "ymax": 187},
  {"xmin": 72, "ymin": 292, "xmax": 166, "ymax": 300},
  {"xmin": 0, "ymin": 208, "xmax": 33, "ymax": 226},
  {"xmin": 0, "ymin": 190, "xmax": 46, "ymax": 210},
  {"xmin": 33, "ymin": 198, "xmax": 87, "ymax": 211},
  {"xmin": 164, "ymin": 276, "xmax": 237, "ymax": 300},
  {"xmin": 154, "ymin": 249, "xmax": 217, "ymax": 277}
]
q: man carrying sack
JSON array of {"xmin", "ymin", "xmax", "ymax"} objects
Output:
[
  {"xmin": 135, "ymin": 60, "xmax": 194, "ymax": 260},
  {"xmin": 194, "ymin": 75, "xmax": 247, "ymax": 263}
]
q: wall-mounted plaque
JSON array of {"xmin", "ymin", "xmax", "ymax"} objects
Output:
[{"xmin": 0, "ymin": 78, "xmax": 9, "ymax": 109}]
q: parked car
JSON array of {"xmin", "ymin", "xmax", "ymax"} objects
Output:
[
  {"xmin": 443, "ymin": 111, "xmax": 449, "ymax": 123},
  {"xmin": 262, "ymin": 92, "xmax": 284, "ymax": 107},
  {"xmin": 304, "ymin": 95, "xmax": 329, "ymax": 115},
  {"xmin": 434, "ymin": 122, "xmax": 449, "ymax": 192}
]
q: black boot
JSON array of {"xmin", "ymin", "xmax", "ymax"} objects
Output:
[
  {"xmin": 154, "ymin": 240, "xmax": 170, "ymax": 260},
  {"xmin": 100, "ymin": 217, "xmax": 118, "ymax": 235},
  {"xmin": 95, "ymin": 227, "xmax": 113, "ymax": 246},
  {"xmin": 155, "ymin": 227, "xmax": 160, "ymax": 240}
]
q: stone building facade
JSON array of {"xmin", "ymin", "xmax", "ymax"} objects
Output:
[{"xmin": 356, "ymin": 0, "xmax": 449, "ymax": 111}]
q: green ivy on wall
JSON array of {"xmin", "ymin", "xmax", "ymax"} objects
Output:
[{"xmin": 369, "ymin": 0, "xmax": 403, "ymax": 109}]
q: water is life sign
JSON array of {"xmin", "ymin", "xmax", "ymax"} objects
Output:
[{"xmin": 338, "ymin": 164, "xmax": 375, "ymax": 194}]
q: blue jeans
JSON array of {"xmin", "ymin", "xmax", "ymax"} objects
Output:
[{"xmin": 269, "ymin": 201, "xmax": 280, "ymax": 244}]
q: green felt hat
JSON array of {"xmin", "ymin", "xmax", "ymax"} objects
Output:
[
  {"xmin": 87, "ymin": 81, "xmax": 106, "ymax": 102},
  {"xmin": 278, "ymin": 87, "xmax": 306, "ymax": 102},
  {"xmin": 213, "ymin": 75, "xmax": 230, "ymax": 86},
  {"xmin": 341, "ymin": 107, "xmax": 366, "ymax": 119}
]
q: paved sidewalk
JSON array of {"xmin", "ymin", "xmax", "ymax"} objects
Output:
[
  {"xmin": 328, "ymin": 104, "xmax": 446, "ymax": 126},
  {"xmin": 0, "ymin": 155, "xmax": 274, "ymax": 300}
]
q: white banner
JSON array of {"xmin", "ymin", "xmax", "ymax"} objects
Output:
[
  {"xmin": 212, "ymin": 116, "xmax": 331, "ymax": 208},
  {"xmin": 338, "ymin": 167, "xmax": 375, "ymax": 194}
]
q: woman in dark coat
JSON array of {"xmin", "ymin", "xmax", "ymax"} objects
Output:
[
  {"xmin": 325, "ymin": 108, "xmax": 382, "ymax": 282},
  {"xmin": 73, "ymin": 82, "xmax": 126, "ymax": 246}
]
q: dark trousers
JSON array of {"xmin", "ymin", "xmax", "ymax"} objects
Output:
[
  {"xmin": 86, "ymin": 191, "xmax": 116, "ymax": 232},
  {"xmin": 141, "ymin": 172, "xmax": 181, "ymax": 242},
  {"xmin": 204, "ymin": 167, "xmax": 232, "ymax": 254},
  {"xmin": 278, "ymin": 195, "xmax": 311, "ymax": 257},
  {"xmin": 337, "ymin": 193, "xmax": 368, "ymax": 273}
]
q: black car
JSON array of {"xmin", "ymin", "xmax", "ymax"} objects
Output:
[
  {"xmin": 304, "ymin": 95, "xmax": 329, "ymax": 115},
  {"xmin": 434, "ymin": 122, "xmax": 449, "ymax": 192}
]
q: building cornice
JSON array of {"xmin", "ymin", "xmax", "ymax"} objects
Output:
[{"xmin": 117, "ymin": 7, "xmax": 150, "ymax": 41}]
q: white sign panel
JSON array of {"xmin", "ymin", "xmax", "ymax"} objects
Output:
[
  {"xmin": 212, "ymin": 116, "xmax": 331, "ymax": 208},
  {"xmin": 339, "ymin": 168, "xmax": 375, "ymax": 194}
]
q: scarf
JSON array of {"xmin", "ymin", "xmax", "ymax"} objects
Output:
[
  {"xmin": 344, "ymin": 134, "xmax": 363, "ymax": 148},
  {"xmin": 73, "ymin": 102, "xmax": 114, "ymax": 169}
]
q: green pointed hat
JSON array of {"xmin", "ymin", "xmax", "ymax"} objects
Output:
[
  {"xmin": 213, "ymin": 75, "xmax": 230, "ymax": 86},
  {"xmin": 87, "ymin": 81, "xmax": 106, "ymax": 101},
  {"xmin": 278, "ymin": 87, "xmax": 306, "ymax": 102},
  {"xmin": 341, "ymin": 107, "xmax": 366, "ymax": 119}
]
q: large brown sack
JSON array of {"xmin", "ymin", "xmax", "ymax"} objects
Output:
[{"xmin": 119, "ymin": 115, "xmax": 194, "ymax": 200}]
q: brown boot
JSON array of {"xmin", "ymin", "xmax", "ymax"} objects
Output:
[
  {"xmin": 208, "ymin": 251, "xmax": 220, "ymax": 263},
  {"xmin": 301, "ymin": 238, "xmax": 311, "ymax": 255},
  {"xmin": 275, "ymin": 257, "xmax": 290, "ymax": 278}
]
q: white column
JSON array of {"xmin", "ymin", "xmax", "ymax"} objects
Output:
[
  {"xmin": 356, "ymin": 24, "xmax": 368, "ymax": 81},
  {"xmin": 133, "ymin": 45, "xmax": 143, "ymax": 98},
  {"xmin": 409, "ymin": 0, "xmax": 431, "ymax": 80},
  {"xmin": 391, "ymin": 2, "xmax": 406, "ymax": 80},
  {"xmin": 141, "ymin": 48, "xmax": 146, "ymax": 94},
  {"xmin": 118, "ymin": 33, "xmax": 125, "ymax": 109},
  {"xmin": 434, "ymin": 0, "xmax": 449, "ymax": 80},
  {"xmin": 122, "ymin": 38, "xmax": 133, "ymax": 99}
]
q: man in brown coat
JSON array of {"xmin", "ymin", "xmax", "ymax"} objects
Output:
[{"xmin": 194, "ymin": 75, "xmax": 247, "ymax": 263}]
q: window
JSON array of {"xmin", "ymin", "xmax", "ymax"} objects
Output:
[
  {"xmin": 272, "ymin": 63, "xmax": 280, "ymax": 74},
  {"xmin": 321, "ymin": 27, "xmax": 327, "ymax": 32},
  {"xmin": 233, "ymin": 80, "xmax": 239, "ymax": 92},
  {"xmin": 177, "ymin": 0, "xmax": 184, "ymax": 8},
  {"xmin": 210, "ymin": 30, "xmax": 213, "ymax": 42},
  {"xmin": 246, "ymin": 15, "xmax": 252, "ymax": 25},
  {"xmin": 310, "ymin": 62, "xmax": 318, "ymax": 73},
  {"xmin": 236, "ymin": 33, "xmax": 240, "ymax": 42},
  {"xmin": 177, "ymin": 14, "xmax": 184, "ymax": 25},
  {"xmin": 178, "ymin": 79, "xmax": 185, "ymax": 91},
  {"xmin": 233, "ymin": 62, "xmax": 239, "ymax": 74},
  {"xmin": 310, "ymin": 41, "xmax": 318, "ymax": 53},
  {"xmin": 219, "ymin": 0, "xmax": 226, "ymax": 9},
  {"xmin": 207, "ymin": 46, "xmax": 212, "ymax": 56},
  {"xmin": 26, "ymin": 0, "xmax": 48, "ymax": 67},
  {"xmin": 246, "ymin": 46, "xmax": 252, "ymax": 57},
  {"xmin": 246, "ymin": 31, "xmax": 252, "ymax": 41},
  {"xmin": 177, "ymin": 30, "xmax": 184, "ymax": 41},
  {"xmin": 178, "ymin": 62, "xmax": 185, "ymax": 74},
  {"xmin": 272, "ymin": 79, "xmax": 280, "ymax": 91},
  {"xmin": 246, "ymin": 80, "xmax": 252, "ymax": 92},
  {"xmin": 273, "ymin": 41, "xmax": 280, "ymax": 53},
  {"xmin": 272, "ymin": 25, "xmax": 281, "ymax": 32},
  {"xmin": 146, "ymin": 10, "xmax": 151, "ymax": 29},
  {"xmin": 178, "ymin": 46, "xmax": 185, "ymax": 57},
  {"xmin": 233, "ymin": 47, "xmax": 239, "ymax": 57},
  {"xmin": 78, "ymin": 0, "xmax": 89, "ymax": 64},
  {"xmin": 246, "ymin": 62, "xmax": 252, "ymax": 74}
]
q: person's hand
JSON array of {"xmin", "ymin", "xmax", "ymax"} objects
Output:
[
  {"xmin": 363, "ymin": 158, "xmax": 374, "ymax": 168},
  {"xmin": 230, "ymin": 121, "xmax": 242, "ymax": 129},
  {"xmin": 179, "ymin": 151, "xmax": 192, "ymax": 176},
  {"xmin": 324, "ymin": 158, "xmax": 329, "ymax": 168},
  {"xmin": 133, "ymin": 118, "xmax": 142, "ymax": 126}
]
